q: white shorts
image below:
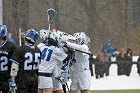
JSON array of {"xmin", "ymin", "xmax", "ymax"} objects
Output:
[
  {"xmin": 70, "ymin": 70, "xmax": 91, "ymax": 90},
  {"xmin": 38, "ymin": 76, "xmax": 53, "ymax": 89}
]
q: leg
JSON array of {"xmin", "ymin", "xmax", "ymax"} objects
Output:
[
  {"xmin": 79, "ymin": 70, "xmax": 91, "ymax": 93},
  {"xmin": 45, "ymin": 88, "xmax": 53, "ymax": 93},
  {"xmin": 38, "ymin": 76, "xmax": 53, "ymax": 93},
  {"xmin": 81, "ymin": 90, "xmax": 90, "ymax": 93},
  {"xmin": 53, "ymin": 91, "xmax": 56, "ymax": 93},
  {"xmin": 38, "ymin": 88, "xmax": 53, "ymax": 93},
  {"xmin": 38, "ymin": 88, "xmax": 43, "ymax": 93},
  {"xmin": 70, "ymin": 90, "xmax": 78, "ymax": 93},
  {"xmin": 56, "ymin": 89, "xmax": 64, "ymax": 93},
  {"xmin": 95, "ymin": 74, "xmax": 98, "ymax": 79},
  {"xmin": 70, "ymin": 77, "xmax": 79, "ymax": 93}
]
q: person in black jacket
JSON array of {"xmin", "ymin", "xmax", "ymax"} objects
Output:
[
  {"xmin": 95, "ymin": 54, "xmax": 105, "ymax": 79},
  {"xmin": 116, "ymin": 48, "xmax": 127, "ymax": 75},
  {"xmin": 125, "ymin": 48, "xmax": 133, "ymax": 76}
]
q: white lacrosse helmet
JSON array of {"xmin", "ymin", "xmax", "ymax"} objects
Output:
[
  {"xmin": 39, "ymin": 29, "xmax": 49, "ymax": 41},
  {"xmin": 55, "ymin": 31, "xmax": 68, "ymax": 42},
  {"xmin": 56, "ymin": 30, "xmax": 76, "ymax": 42},
  {"xmin": 73, "ymin": 32, "xmax": 89, "ymax": 45},
  {"xmin": 49, "ymin": 32, "xmax": 58, "ymax": 41}
]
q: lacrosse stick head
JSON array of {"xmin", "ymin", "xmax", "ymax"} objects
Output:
[{"xmin": 47, "ymin": 8, "xmax": 57, "ymax": 25}]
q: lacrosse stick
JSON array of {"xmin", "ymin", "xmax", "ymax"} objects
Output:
[{"xmin": 47, "ymin": 8, "xmax": 57, "ymax": 31}]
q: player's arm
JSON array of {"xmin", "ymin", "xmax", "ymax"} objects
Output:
[
  {"xmin": 10, "ymin": 47, "xmax": 22, "ymax": 78},
  {"xmin": 10, "ymin": 59, "xmax": 19, "ymax": 78},
  {"xmin": 54, "ymin": 48, "xmax": 68, "ymax": 62},
  {"xmin": 9, "ymin": 47, "xmax": 22, "ymax": 91},
  {"xmin": 66, "ymin": 41, "xmax": 89, "ymax": 52}
]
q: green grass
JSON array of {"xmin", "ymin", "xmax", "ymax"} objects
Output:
[{"xmin": 90, "ymin": 90, "xmax": 140, "ymax": 93}]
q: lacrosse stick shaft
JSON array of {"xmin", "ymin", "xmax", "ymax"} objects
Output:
[
  {"xmin": 65, "ymin": 46, "xmax": 93, "ymax": 56},
  {"xmin": 19, "ymin": 29, "xmax": 21, "ymax": 46},
  {"xmin": 65, "ymin": 83, "xmax": 70, "ymax": 92},
  {"xmin": 74, "ymin": 49, "xmax": 93, "ymax": 56}
]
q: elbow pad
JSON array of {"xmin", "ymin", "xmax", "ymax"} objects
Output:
[{"xmin": 10, "ymin": 63, "xmax": 19, "ymax": 77}]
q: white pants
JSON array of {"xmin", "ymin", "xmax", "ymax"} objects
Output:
[
  {"xmin": 70, "ymin": 69, "xmax": 91, "ymax": 90},
  {"xmin": 38, "ymin": 76, "xmax": 53, "ymax": 89}
]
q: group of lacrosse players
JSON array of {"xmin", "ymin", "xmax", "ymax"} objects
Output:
[
  {"xmin": 37, "ymin": 24, "xmax": 91, "ymax": 93},
  {"xmin": 0, "ymin": 9, "xmax": 91, "ymax": 93}
]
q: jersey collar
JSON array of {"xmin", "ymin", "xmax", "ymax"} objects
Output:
[{"xmin": 25, "ymin": 44, "xmax": 35, "ymax": 49}]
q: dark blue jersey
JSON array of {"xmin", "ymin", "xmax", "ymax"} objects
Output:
[
  {"xmin": 0, "ymin": 40, "xmax": 16, "ymax": 79},
  {"xmin": 10, "ymin": 44, "xmax": 41, "ymax": 83}
]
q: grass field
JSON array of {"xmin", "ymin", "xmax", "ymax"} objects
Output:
[{"xmin": 90, "ymin": 90, "xmax": 140, "ymax": 93}]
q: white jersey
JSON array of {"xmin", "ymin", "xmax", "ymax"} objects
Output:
[
  {"xmin": 66, "ymin": 42, "xmax": 90, "ymax": 71},
  {"xmin": 37, "ymin": 43, "xmax": 67, "ymax": 73}
]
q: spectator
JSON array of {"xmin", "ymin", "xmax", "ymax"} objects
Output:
[
  {"xmin": 116, "ymin": 48, "xmax": 126, "ymax": 61},
  {"xmin": 95, "ymin": 54, "xmax": 105, "ymax": 79},
  {"xmin": 124, "ymin": 48, "xmax": 133, "ymax": 76},
  {"xmin": 103, "ymin": 50, "xmax": 111, "ymax": 62},
  {"xmin": 125, "ymin": 48, "xmax": 133, "ymax": 61},
  {"xmin": 103, "ymin": 50, "xmax": 111, "ymax": 76},
  {"xmin": 89, "ymin": 55, "xmax": 95, "ymax": 76},
  {"xmin": 102, "ymin": 40, "xmax": 115, "ymax": 56},
  {"xmin": 116, "ymin": 48, "xmax": 127, "ymax": 75},
  {"xmin": 6, "ymin": 32, "xmax": 16, "ymax": 45}
]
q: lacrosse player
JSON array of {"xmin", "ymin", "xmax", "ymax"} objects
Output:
[
  {"xmin": 0, "ymin": 25, "xmax": 16, "ymax": 93},
  {"xmin": 10, "ymin": 29, "xmax": 41, "ymax": 93},
  {"xmin": 38, "ymin": 29, "xmax": 68, "ymax": 93},
  {"xmin": 59, "ymin": 32, "xmax": 91, "ymax": 93},
  {"xmin": 45, "ymin": 8, "xmax": 70, "ymax": 93}
]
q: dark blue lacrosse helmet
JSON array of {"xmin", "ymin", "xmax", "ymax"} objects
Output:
[{"xmin": 25, "ymin": 29, "xmax": 39, "ymax": 43}]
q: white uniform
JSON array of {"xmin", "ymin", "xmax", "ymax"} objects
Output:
[
  {"xmin": 66, "ymin": 42, "xmax": 91, "ymax": 90},
  {"xmin": 37, "ymin": 43, "xmax": 67, "ymax": 89}
]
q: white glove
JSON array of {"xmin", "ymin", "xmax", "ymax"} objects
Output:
[
  {"xmin": 55, "ymin": 71, "xmax": 69, "ymax": 84},
  {"xmin": 8, "ymin": 79, "xmax": 17, "ymax": 91},
  {"xmin": 10, "ymin": 63, "xmax": 19, "ymax": 77}
]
